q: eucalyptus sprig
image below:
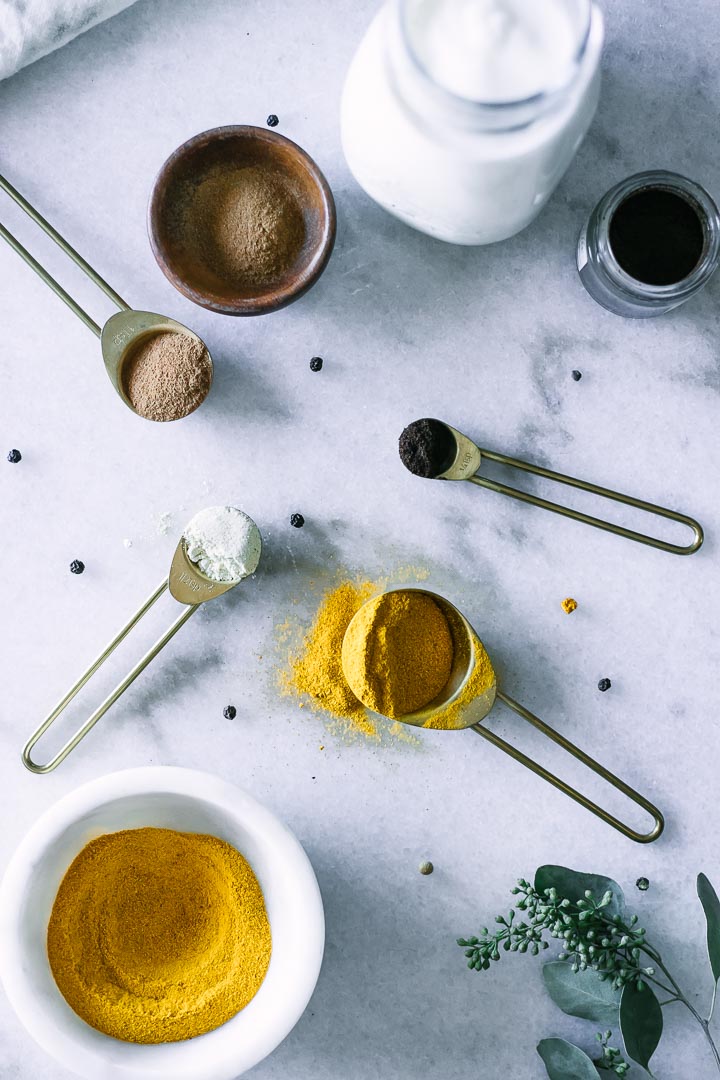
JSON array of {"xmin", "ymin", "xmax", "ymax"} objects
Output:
[
  {"xmin": 596, "ymin": 1030, "xmax": 630, "ymax": 1076},
  {"xmin": 458, "ymin": 866, "xmax": 720, "ymax": 1078},
  {"xmin": 458, "ymin": 876, "xmax": 652, "ymax": 990}
]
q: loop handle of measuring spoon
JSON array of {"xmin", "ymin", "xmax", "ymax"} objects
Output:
[
  {"xmin": 471, "ymin": 691, "xmax": 664, "ymax": 844},
  {"xmin": 22, "ymin": 580, "xmax": 198, "ymax": 774},
  {"xmin": 468, "ymin": 447, "xmax": 703, "ymax": 555},
  {"xmin": 0, "ymin": 171, "xmax": 130, "ymax": 338}
]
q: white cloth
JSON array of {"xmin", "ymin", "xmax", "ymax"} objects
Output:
[{"xmin": 0, "ymin": 0, "xmax": 139, "ymax": 81}]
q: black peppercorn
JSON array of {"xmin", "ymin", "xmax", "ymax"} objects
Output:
[
  {"xmin": 223, "ymin": 705, "xmax": 237, "ymax": 720},
  {"xmin": 636, "ymin": 877, "xmax": 650, "ymax": 892},
  {"xmin": 598, "ymin": 678, "xmax": 612, "ymax": 692},
  {"xmin": 266, "ymin": 114, "xmax": 279, "ymax": 127},
  {"xmin": 290, "ymin": 513, "xmax": 305, "ymax": 528},
  {"xmin": 571, "ymin": 370, "xmax": 582, "ymax": 381},
  {"xmin": 309, "ymin": 356, "xmax": 323, "ymax": 372},
  {"xmin": 69, "ymin": 560, "xmax": 85, "ymax": 575},
  {"xmin": 7, "ymin": 449, "xmax": 22, "ymax": 463}
]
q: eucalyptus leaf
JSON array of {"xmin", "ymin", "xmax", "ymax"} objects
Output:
[
  {"xmin": 620, "ymin": 980, "xmax": 663, "ymax": 1070},
  {"xmin": 535, "ymin": 865, "xmax": 625, "ymax": 917},
  {"xmin": 537, "ymin": 1038, "xmax": 600, "ymax": 1080},
  {"xmin": 543, "ymin": 960, "xmax": 621, "ymax": 1024},
  {"xmin": 697, "ymin": 873, "xmax": 720, "ymax": 985}
]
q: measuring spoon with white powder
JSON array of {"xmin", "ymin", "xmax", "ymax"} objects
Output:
[{"xmin": 22, "ymin": 507, "xmax": 261, "ymax": 774}]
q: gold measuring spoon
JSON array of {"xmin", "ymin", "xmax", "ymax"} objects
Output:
[
  {"xmin": 399, "ymin": 418, "xmax": 703, "ymax": 555},
  {"xmin": 0, "ymin": 172, "xmax": 212, "ymax": 419},
  {"xmin": 22, "ymin": 509, "xmax": 261, "ymax": 774},
  {"xmin": 342, "ymin": 588, "xmax": 664, "ymax": 844}
]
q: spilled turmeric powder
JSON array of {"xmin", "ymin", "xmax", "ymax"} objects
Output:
[
  {"xmin": 291, "ymin": 578, "xmax": 377, "ymax": 731},
  {"xmin": 47, "ymin": 828, "xmax": 271, "ymax": 1044},
  {"xmin": 278, "ymin": 569, "xmax": 430, "ymax": 744},
  {"xmin": 282, "ymin": 577, "xmax": 380, "ymax": 738},
  {"xmin": 424, "ymin": 630, "xmax": 496, "ymax": 730}
]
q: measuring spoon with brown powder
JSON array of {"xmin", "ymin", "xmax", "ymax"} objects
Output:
[{"xmin": 0, "ymin": 173, "xmax": 213, "ymax": 422}]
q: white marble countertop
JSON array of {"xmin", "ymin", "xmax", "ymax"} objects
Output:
[{"xmin": 1, "ymin": 1, "xmax": 720, "ymax": 1077}]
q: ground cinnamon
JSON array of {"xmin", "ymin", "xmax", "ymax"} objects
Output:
[
  {"xmin": 182, "ymin": 163, "xmax": 306, "ymax": 287},
  {"xmin": 123, "ymin": 331, "xmax": 212, "ymax": 422}
]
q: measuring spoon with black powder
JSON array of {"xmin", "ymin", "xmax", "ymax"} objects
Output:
[{"xmin": 398, "ymin": 418, "xmax": 703, "ymax": 555}]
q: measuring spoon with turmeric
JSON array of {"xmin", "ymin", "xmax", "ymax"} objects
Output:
[
  {"xmin": 0, "ymin": 172, "xmax": 213, "ymax": 421},
  {"xmin": 341, "ymin": 587, "xmax": 664, "ymax": 844}
]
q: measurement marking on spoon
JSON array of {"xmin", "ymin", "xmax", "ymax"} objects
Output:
[
  {"xmin": 178, "ymin": 572, "xmax": 216, "ymax": 593},
  {"xmin": 113, "ymin": 327, "xmax": 137, "ymax": 346}
]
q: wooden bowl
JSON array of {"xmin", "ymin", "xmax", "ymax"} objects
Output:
[{"xmin": 148, "ymin": 126, "xmax": 336, "ymax": 316}]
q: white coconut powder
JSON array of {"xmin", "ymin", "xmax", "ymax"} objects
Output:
[{"xmin": 183, "ymin": 506, "xmax": 262, "ymax": 583}]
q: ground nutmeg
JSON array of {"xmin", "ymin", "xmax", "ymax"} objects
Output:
[
  {"xmin": 123, "ymin": 331, "xmax": 212, "ymax": 422},
  {"xmin": 178, "ymin": 163, "xmax": 306, "ymax": 289}
]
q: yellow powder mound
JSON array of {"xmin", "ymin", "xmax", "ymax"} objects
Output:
[
  {"xmin": 342, "ymin": 591, "xmax": 454, "ymax": 719},
  {"xmin": 47, "ymin": 828, "xmax": 271, "ymax": 1044}
]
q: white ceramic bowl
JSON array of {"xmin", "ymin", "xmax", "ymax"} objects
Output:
[{"xmin": 0, "ymin": 766, "xmax": 325, "ymax": 1080}]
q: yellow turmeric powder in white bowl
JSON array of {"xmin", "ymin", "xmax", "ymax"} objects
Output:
[{"xmin": 0, "ymin": 766, "xmax": 324, "ymax": 1080}]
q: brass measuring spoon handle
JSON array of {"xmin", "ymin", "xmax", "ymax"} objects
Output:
[
  {"xmin": 22, "ymin": 580, "xmax": 198, "ymax": 774},
  {"xmin": 0, "ymin": 219, "xmax": 102, "ymax": 336},
  {"xmin": 0, "ymin": 172, "xmax": 130, "ymax": 311},
  {"xmin": 468, "ymin": 448, "xmax": 703, "ymax": 555},
  {"xmin": 0, "ymin": 171, "xmax": 130, "ymax": 337},
  {"xmin": 471, "ymin": 691, "xmax": 664, "ymax": 844}
]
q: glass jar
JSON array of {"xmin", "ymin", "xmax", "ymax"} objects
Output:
[
  {"xmin": 340, "ymin": 0, "xmax": 604, "ymax": 245},
  {"xmin": 577, "ymin": 171, "xmax": 720, "ymax": 317}
]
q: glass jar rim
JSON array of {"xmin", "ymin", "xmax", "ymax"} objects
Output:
[
  {"xmin": 595, "ymin": 170, "xmax": 720, "ymax": 298},
  {"xmin": 396, "ymin": 0, "xmax": 593, "ymax": 115}
]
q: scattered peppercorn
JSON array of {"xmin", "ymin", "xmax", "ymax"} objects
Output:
[
  {"xmin": 290, "ymin": 513, "xmax": 305, "ymax": 528},
  {"xmin": 223, "ymin": 706, "xmax": 237, "ymax": 720},
  {"xmin": 309, "ymin": 356, "xmax": 323, "ymax": 372},
  {"xmin": 69, "ymin": 560, "xmax": 85, "ymax": 575},
  {"xmin": 561, "ymin": 597, "xmax": 578, "ymax": 614},
  {"xmin": 572, "ymin": 370, "xmax": 582, "ymax": 381},
  {"xmin": 7, "ymin": 449, "xmax": 21, "ymax": 463},
  {"xmin": 598, "ymin": 678, "xmax": 612, "ymax": 692},
  {"xmin": 266, "ymin": 114, "xmax": 279, "ymax": 127},
  {"xmin": 636, "ymin": 877, "xmax": 650, "ymax": 892},
  {"xmin": 419, "ymin": 861, "xmax": 434, "ymax": 876}
]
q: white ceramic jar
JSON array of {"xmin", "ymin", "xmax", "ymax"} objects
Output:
[{"xmin": 341, "ymin": 0, "xmax": 604, "ymax": 245}]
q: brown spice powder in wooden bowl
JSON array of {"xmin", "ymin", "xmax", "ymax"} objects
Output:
[
  {"xmin": 149, "ymin": 126, "xmax": 337, "ymax": 316},
  {"xmin": 178, "ymin": 164, "xmax": 306, "ymax": 289},
  {"xmin": 122, "ymin": 331, "xmax": 212, "ymax": 422}
]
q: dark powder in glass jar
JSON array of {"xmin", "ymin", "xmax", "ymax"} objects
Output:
[{"xmin": 609, "ymin": 187, "xmax": 705, "ymax": 286}]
